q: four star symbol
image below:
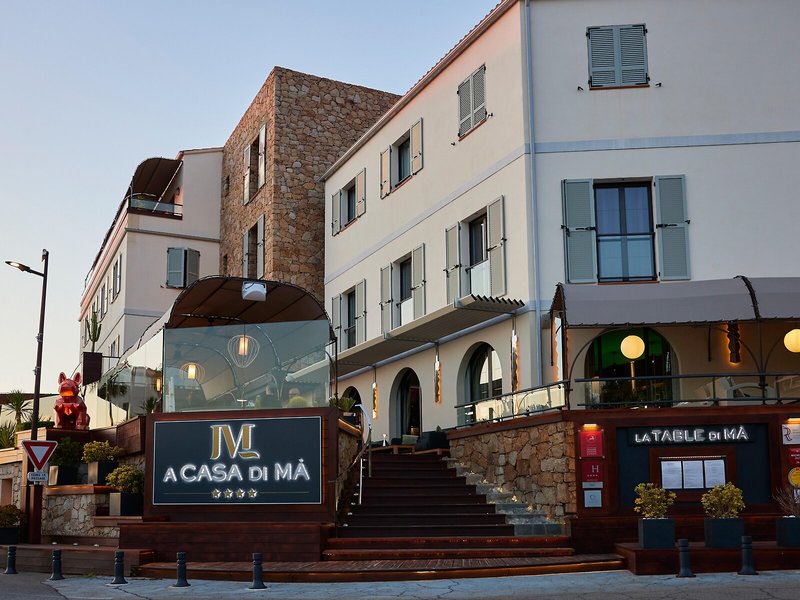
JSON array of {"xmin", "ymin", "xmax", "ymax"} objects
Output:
[{"xmin": 211, "ymin": 487, "xmax": 259, "ymax": 500}]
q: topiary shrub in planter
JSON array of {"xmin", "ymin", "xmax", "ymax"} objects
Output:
[
  {"xmin": 48, "ymin": 437, "xmax": 84, "ymax": 486},
  {"xmin": 774, "ymin": 485, "xmax": 800, "ymax": 548},
  {"xmin": 0, "ymin": 504, "xmax": 26, "ymax": 544},
  {"xmin": 702, "ymin": 482, "xmax": 745, "ymax": 548},
  {"xmin": 105, "ymin": 465, "xmax": 145, "ymax": 516},
  {"xmin": 634, "ymin": 482, "xmax": 677, "ymax": 549},
  {"xmin": 82, "ymin": 440, "xmax": 124, "ymax": 485}
]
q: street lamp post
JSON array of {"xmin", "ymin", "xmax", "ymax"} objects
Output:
[{"xmin": 5, "ymin": 249, "xmax": 49, "ymax": 544}]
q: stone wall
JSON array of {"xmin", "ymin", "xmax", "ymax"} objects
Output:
[
  {"xmin": 220, "ymin": 67, "xmax": 399, "ymax": 300},
  {"xmin": 0, "ymin": 459, "xmax": 22, "ymax": 506},
  {"xmin": 449, "ymin": 418, "xmax": 577, "ymax": 519},
  {"xmin": 42, "ymin": 492, "xmax": 119, "ymax": 539}
]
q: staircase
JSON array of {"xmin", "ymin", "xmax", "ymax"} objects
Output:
[{"xmin": 325, "ymin": 451, "xmax": 574, "ymax": 561}]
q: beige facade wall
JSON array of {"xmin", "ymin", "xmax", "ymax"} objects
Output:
[{"xmin": 219, "ymin": 67, "xmax": 399, "ymax": 301}]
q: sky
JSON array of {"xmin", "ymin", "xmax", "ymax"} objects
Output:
[{"xmin": 0, "ymin": 0, "xmax": 499, "ymax": 394}]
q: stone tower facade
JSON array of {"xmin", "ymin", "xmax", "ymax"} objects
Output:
[{"xmin": 219, "ymin": 67, "xmax": 399, "ymax": 301}]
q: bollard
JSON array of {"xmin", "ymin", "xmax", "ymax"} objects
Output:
[
  {"xmin": 249, "ymin": 552, "xmax": 267, "ymax": 590},
  {"xmin": 4, "ymin": 545, "xmax": 17, "ymax": 575},
  {"xmin": 738, "ymin": 535, "xmax": 758, "ymax": 575},
  {"xmin": 173, "ymin": 551, "xmax": 190, "ymax": 587},
  {"xmin": 676, "ymin": 538, "xmax": 695, "ymax": 578},
  {"xmin": 111, "ymin": 550, "xmax": 128, "ymax": 585},
  {"xmin": 49, "ymin": 549, "xmax": 64, "ymax": 581}
]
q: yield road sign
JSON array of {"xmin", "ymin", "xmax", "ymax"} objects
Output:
[{"xmin": 21, "ymin": 440, "xmax": 58, "ymax": 471}]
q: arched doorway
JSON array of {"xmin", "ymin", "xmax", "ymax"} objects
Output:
[
  {"xmin": 341, "ymin": 386, "xmax": 362, "ymax": 410},
  {"xmin": 584, "ymin": 328, "xmax": 674, "ymax": 406},
  {"xmin": 394, "ymin": 369, "xmax": 421, "ymax": 438},
  {"xmin": 464, "ymin": 343, "xmax": 502, "ymax": 423}
]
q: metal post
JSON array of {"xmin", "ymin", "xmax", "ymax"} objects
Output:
[
  {"xmin": 111, "ymin": 550, "xmax": 128, "ymax": 585},
  {"xmin": 173, "ymin": 551, "xmax": 190, "ymax": 587},
  {"xmin": 738, "ymin": 535, "xmax": 758, "ymax": 575},
  {"xmin": 249, "ymin": 552, "xmax": 266, "ymax": 589},
  {"xmin": 49, "ymin": 548, "xmax": 63, "ymax": 581},
  {"xmin": 676, "ymin": 539, "xmax": 695, "ymax": 578},
  {"xmin": 4, "ymin": 545, "xmax": 17, "ymax": 575}
]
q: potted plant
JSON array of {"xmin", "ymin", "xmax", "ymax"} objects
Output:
[
  {"xmin": 48, "ymin": 437, "xmax": 84, "ymax": 486},
  {"xmin": 701, "ymin": 482, "xmax": 746, "ymax": 548},
  {"xmin": 774, "ymin": 485, "xmax": 800, "ymax": 547},
  {"xmin": 330, "ymin": 395, "xmax": 359, "ymax": 426},
  {"xmin": 82, "ymin": 440, "xmax": 124, "ymax": 485},
  {"xmin": 105, "ymin": 465, "xmax": 145, "ymax": 516},
  {"xmin": 0, "ymin": 504, "xmax": 26, "ymax": 544},
  {"xmin": 634, "ymin": 482, "xmax": 677, "ymax": 548}
]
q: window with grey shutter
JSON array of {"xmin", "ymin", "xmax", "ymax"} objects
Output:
[
  {"xmin": 355, "ymin": 168, "xmax": 366, "ymax": 217},
  {"xmin": 410, "ymin": 119, "xmax": 423, "ymax": 174},
  {"xmin": 445, "ymin": 224, "xmax": 461, "ymax": 303},
  {"xmin": 655, "ymin": 175, "xmax": 690, "ymax": 280},
  {"xmin": 257, "ymin": 124, "xmax": 266, "ymax": 189},
  {"xmin": 331, "ymin": 295, "xmax": 341, "ymax": 352},
  {"xmin": 487, "ymin": 196, "xmax": 506, "ymax": 296},
  {"xmin": 243, "ymin": 145, "xmax": 251, "ymax": 205},
  {"xmin": 562, "ymin": 179, "xmax": 598, "ymax": 283},
  {"xmin": 355, "ymin": 279, "xmax": 366, "ymax": 344},
  {"xmin": 185, "ymin": 249, "xmax": 200, "ymax": 286},
  {"xmin": 242, "ymin": 230, "xmax": 249, "ymax": 277},
  {"xmin": 256, "ymin": 215, "xmax": 265, "ymax": 279},
  {"xmin": 411, "ymin": 244, "xmax": 425, "ymax": 319},
  {"xmin": 166, "ymin": 247, "xmax": 185, "ymax": 288},
  {"xmin": 458, "ymin": 78, "xmax": 472, "ymax": 136},
  {"xmin": 458, "ymin": 65, "xmax": 487, "ymax": 137},
  {"xmin": 380, "ymin": 264, "xmax": 393, "ymax": 333},
  {"xmin": 380, "ymin": 148, "xmax": 390, "ymax": 198},
  {"xmin": 588, "ymin": 24, "xmax": 648, "ymax": 88},
  {"xmin": 472, "ymin": 66, "xmax": 487, "ymax": 127},
  {"xmin": 331, "ymin": 190, "xmax": 341, "ymax": 234}
]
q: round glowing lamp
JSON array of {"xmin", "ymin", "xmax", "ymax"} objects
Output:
[
  {"xmin": 784, "ymin": 329, "xmax": 800, "ymax": 353},
  {"xmin": 620, "ymin": 334, "xmax": 645, "ymax": 360}
]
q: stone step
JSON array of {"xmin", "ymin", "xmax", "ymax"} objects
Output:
[{"xmin": 512, "ymin": 522, "xmax": 567, "ymax": 537}]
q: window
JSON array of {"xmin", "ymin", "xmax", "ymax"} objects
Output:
[
  {"xmin": 587, "ymin": 24, "xmax": 648, "ymax": 88},
  {"xmin": 112, "ymin": 255, "xmax": 121, "ymax": 299},
  {"xmin": 332, "ymin": 280, "xmax": 366, "ymax": 351},
  {"xmin": 445, "ymin": 196, "xmax": 506, "ymax": 303},
  {"xmin": 243, "ymin": 124, "xmax": 266, "ymax": 204},
  {"xmin": 379, "ymin": 119, "xmax": 423, "ymax": 198},
  {"xmin": 331, "ymin": 169, "xmax": 366, "ymax": 234},
  {"xmin": 562, "ymin": 176, "xmax": 689, "ymax": 283},
  {"xmin": 242, "ymin": 215, "xmax": 264, "ymax": 279},
  {"xmin": 100, "ymin": 282, "xmax": 107, "ymax": 317},
  {"xmin": 110, "ymin": 335, "xmax": 120, "ymax": 358},
  {"xmin": 458, "ymin": 65, "xmax": 487, "ymax": 137},
  {"xmin": 462, "ymin": 343, "xmax": 502, "ymax": 424},
  {"xmin": 380, "ymin": 245, "xmax": 425, "ymax": 332},
  {"xmin": 166, "ymin": 247, "xmax": 200, "ymax": 288}
]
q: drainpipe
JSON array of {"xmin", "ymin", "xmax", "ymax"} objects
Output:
[{"xmin": 522, "ymin": 0, "xmax": 544, "ymax": 385}]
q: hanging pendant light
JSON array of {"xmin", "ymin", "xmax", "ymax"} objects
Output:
[
  {"xmin": 228, "ymin": 334, "xmax": 260, "ymax": 368},
  {"xmin": 181, "ymin": 362, "xmax": 204, "ymax": 382},
  {"xmin": 620, "ymin": 334, "xmax": 645, "ymax": 360}
]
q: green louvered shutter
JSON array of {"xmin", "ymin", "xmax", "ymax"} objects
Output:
[
  {"xmin": 186, "ymin": 249, "xmax": 200, "ymax": 286},
  {"xmin": 445, "ymin": 224, "xmax": 461, "ymax": 303},
  {"xmin": 562, "ymin": 179, "xmax": 597, "ymax": 283},
  {"xmin": 411, "ymin": 244, "xmax": 425, "ymax": 319},
  {"xmin": 487, "ymin": 196, "xmax": 506, "ymax": 296},
  {"xmin": 256, "ymin": 215, "xmax": 265, "ymax": 278},
  {"xmin": 655, "ymin": 175, "xmax": 690, "ymax": 280},
  {"xmin": 331, "ymin": 190, "xmax": 341, "ymax": 234},
  {"xmin": 458, "ymin": 77, "xmax": 472, "ymax": 136},
  {"xmin": 410, "ymin": 119, "xmax": 423, "ymax": 174},
  {"xmin": 380, "ymin": 264, "xmax": 393, "ymax": 333},
  {"xmin": 355, "ymin": 169, "xmax": 366, "ymax": 217},
  {"xmin": 620, "ymin": 25, "xmax": 648, "ymax": 86},
  {"xmin": 331, "ymin": 294, "xmax": 341, "ymax": 352},
  {"xmin": 588, "ymin": 27, "xmax": 617, "ymax": 87},
  {"xmin": 355, "ymin": 279, "xmax": 366, "ymax": 344}
]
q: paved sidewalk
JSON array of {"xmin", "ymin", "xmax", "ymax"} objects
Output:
[{"xmin": 27, "ymin": 569, "xmax": 800, "ymax": 600}]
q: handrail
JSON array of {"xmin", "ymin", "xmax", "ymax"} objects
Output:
[
  {"xmin": 333, "ymin": 407, "xmax": 372, "ymax": 513},
  {"xmin": 453, "ymin": 380, "xmax": 569, "ymax": 409}
]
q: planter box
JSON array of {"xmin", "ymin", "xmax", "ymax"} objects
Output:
[
  {"xmin": 48, "ymin": 465, "xmax": 80, "ymax": 486},
  {"xmin": 87, "ymin": 460, "xmax": 118, "ymax": 485},
  {"xmin": 776, "ymin": 516, "xmax": 800, "ymax": 548},
  {"xmin": 638, "ymin": 518, "xmax": 675, "ymax": 549},
  {"xmin": 109, "ymin": 492, "xmax": 143, "ymax": 517},
  {"xmin": 704, "ymin": 517, "xmax": 745, "ymax": 548},
  {"xmin": 0, "ymin": 526, "xmax": 20, "ymax": 545}
]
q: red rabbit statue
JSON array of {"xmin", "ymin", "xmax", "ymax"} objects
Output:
[{"xmin": 54, "ymin": 372, "xmax": 90, "ymax": 430}]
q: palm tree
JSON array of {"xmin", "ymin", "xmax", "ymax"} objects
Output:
[
  {"xmin": 0, "ymin": 421, "xmax": 16, "ymax": 449},
  {"xmin": 2, "ymin": 389, "xmax": 33, "ymax": 429}
]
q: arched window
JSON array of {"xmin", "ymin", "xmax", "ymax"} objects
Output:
[
  {"xmin": 584, "ymin": 328, "xmax": 674, "ymax": 406},
  {"xmin": 463, "ymin": 343, "xmax": 502, "ymax": 422}
]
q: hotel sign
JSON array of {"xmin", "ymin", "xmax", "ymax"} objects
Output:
[
  {"xmin": 152, "ymin": 416, "xmax": 322, "ymax": 505},
  {"xmin": 628, "ymin": 425, "xmax": 752, "ymax": 445}
]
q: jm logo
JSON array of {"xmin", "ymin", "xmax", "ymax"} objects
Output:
[{"xmin": 210, "ymin": 424, "xmax": 260, "ymax": 460}]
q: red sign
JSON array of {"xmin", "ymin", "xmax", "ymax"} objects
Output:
[
  {"xmin": 21, "ymin": 440, "xmax": 58, "ymax": 471},
  {"xmin": 581, "ymin": 459, "xmax": 604, "ymax": 484},
  {"xmin": 580, "ymin": 430, "xmax": 604, "ymax": 458},
  {"xmin": 789, "ymin": 447, "xmax": 800, "ymax": 467}
]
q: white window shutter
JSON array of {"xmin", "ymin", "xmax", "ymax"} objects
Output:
[
  {"xmin": 355, "ymin": 279, "xmax": 366, "ymax": 344},
  {"xmin": 355, "ymin": 169, "xmax": 366, "ymax": 217},
  {"xmin": 243, "ymin": 145, "xmax": 251, "ymax": 205},
  {"xmin": 331, "ymin": 295, "xmax": 341, "ymax": 352},
  {"xmin": 458, "ymin": 77, "xmax": 472, "ymax": 136},
  {"xmin": 256, "ymin": 215, "xmax": 265, "ymax": 278},
  {"xmin": 242, "ymin": 230, "xmax": 249, "ymax": 277},
  {"xmin": 410, "ymin": 119, "xmax": 423, "ymax": 174},
  {"xmin": 166, "ymin": 248, "xmax": 185, "ymax": 288},
  {"xmin": 619, "ymin": 25, "xmax": 648, "ymax": 86},
  {"xmin": 257, "ymin": 124, "xmax": 266, "ymax": 189},
  {"xmin": 331, "ymin": 190, "xmax": 341, "ymax": 234},
  {"xmin": 655, "ymin": 175, "xmax": 690, "ymax": 280},
  {"xmin": 487, "ymin": 196, "xmax": 506, "ymax": 296},
  {"xmin": 380, "ymin": 148, "xmax": 390, "ymax": 198},
  {"xmin": 411, "ymin": 244, "xmax": 425, "ymax": 319},
  {"xmin": 588, "ymin": 27, "xmax": 617, "ymax": 87},
  {"xmin": 471, "ymin": 65, "xmax": 487, "ymax": 126},
  {"xmin": 562, "ymin": 179, "xmax": 598, "ymax": 283},
  {"xmin": 380, "ymin": 264, "xmax": 393, "ymax": 333},
  {"xmin": 445, "ymin": 224, "xmax": 461, "ymax": 303}
]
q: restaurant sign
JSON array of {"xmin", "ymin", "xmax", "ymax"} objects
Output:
[
  {"xmin": 628, "ymin": 425, "xmax": 752, "ymax": 446},
  {"xmin": 152, "ymin": 416, "xmax": 322, "ymax": 505}
]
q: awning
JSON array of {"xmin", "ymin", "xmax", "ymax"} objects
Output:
[
  {"xmin": 126, "ymin": 157, "xmax": 182, "ymax": 198},
  {"xmin": 551, "ymin": 278, "xmax": 757, "ymax": 327},
  {"xmin": 337, "ymin": 295, "xmax": 524, "ymax": 376},
  {"xmin": 747, "ymin": 277, "xmax": 800, "ymax": 320}
]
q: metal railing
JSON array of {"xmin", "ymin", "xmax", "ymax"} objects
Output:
[
  {"xmin": 454, "ymin": 380, "xmax": 568, "ymax": 426},
  {"xmin": 333, "ymin": 407, "xmax": 372, "ymax": 513},
  {"xmin": 127, "ymin": 194, "xmax": 183, "ymax": 216}
]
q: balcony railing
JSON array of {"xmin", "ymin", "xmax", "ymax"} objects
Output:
[
  {"xmin": 455, "ymin": 381, "xmax": 568, "ymax": 426},
  {"xmin": 468, "ymin": 259, "xmax": 490, "ymax": 296},
  {"xmin": 399, "ymin": 298, "xmax": 414, "ymax": 326},
  {"xmin": 127, "ymin": 194, "xmax": 183, "ymax": 217}
]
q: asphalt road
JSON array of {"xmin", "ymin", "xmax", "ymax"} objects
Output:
[{"xmin": 3, "ymin": 569, "xmax": 797, "ymax": 600}]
